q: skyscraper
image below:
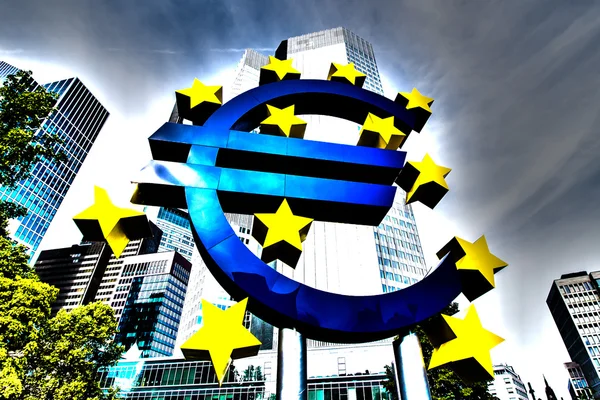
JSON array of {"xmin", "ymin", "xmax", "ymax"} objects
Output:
[
  {"xmin": 34, "ymin": 242, "xmax": 113, "ymax": 314},
  {"xmin": 487, "ymin": 364, "xmax": 529, "ymax": 400},
  {"xmin": 0, "ymin": 61, "xmax": 109, "ymax": 259},
  {"xmin": 170, "ymin": 27, "xmax": 429, "ymax": 385},
  {"xmin": 275, "ymin": 27, "xmax": 428, "ymax": 299},
  {"xmin": 114, "ymin": 251, "xmax": 192, "ymax": 358},
  {"xmin": 547, "ymin": 271, "xmax": 600, "ymax": 396},
  {"xmin": 34, "ymin": 222, "xmax": 163, "ymax": 317},
  {"xmin": 0, "ymin": 61, "xmax": 20, "ymax": 81}
]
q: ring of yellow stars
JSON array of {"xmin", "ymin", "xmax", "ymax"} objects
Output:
[
  {"xmin": 356, "ymin": 112, "xmax": 406, "ymax": 150},
  {"xmin": 429, "ymin": 304, "xmax": 504, "ymax": 381},
  {"xmin": 180, "ymin": 298, "xmax": 261, "ymax": 385},
  {"xmin": 73, "ymin": 186, "xmax": 150, "ymax": 258},
  {"xmin": 175, "ymin": 78, "xmax": 223, "ymax": 109},
  {"xmin": 260, "ymin": 104, "xmax": 307, "ymax": 138},
  {"xmin": 259, "ymin": 56, "xmax": 301, "ymax": 85},
  {"xmin": 252, "ymin": 199, "xmax": 313, "ymax": 268},
  {"xmin": 398, "ymin": 88, "xmax": 434, "ymax": 112},
  {"xmin": 437, "ymin": 235, "xmax": 508, "ymax": 301},
  {"xmin": 327, "ymin": 62, "xmax": 366, "ymax": 87},
  {"xmin": 395, "ymin": 153, "xmax": 451, "ymax": 209}
]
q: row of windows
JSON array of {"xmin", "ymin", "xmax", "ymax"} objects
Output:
[
  {"xmin": 380, "ymin": 269, "xmax": 417, "ymax": 285},
  {"xmin": 564, "ymin": 291, "xmax": 598, "ymax": 304},
  {"xmin": 574, "ymin": 313, "xmax": 600, "ymax": 324},
  {"xmin": 375, "ymin": 233, "xmax": 422, "ymax": 254},
  {"xmin": 376, "ymin": 245, "xmax": 423, "ymax": 264},
  {"xmin": 562, "ymin": 282, "xmax": 595, "ymax": 294},
  {"xmin": 568, "ymin": 301, "xmax": 600, "ymax": 314},
  {"xmin": 578, "ymin": 323, "xmax": 600, "ymax": 335},
  {"xmin": 158, "ymin": 208, "xmax": 191, "ymax": 229}
]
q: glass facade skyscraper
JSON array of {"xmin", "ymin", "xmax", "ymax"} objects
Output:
[
  {"xmin": 0, "ymin": 61, "xmax": 20, "ymax": 82},
  {"xmin": 0, "ymin": 61, "xmax": 109, "ymax": 259},
  {"xmin": 115, "ymin": 251, "xmax": 192, "ymax": 358}
]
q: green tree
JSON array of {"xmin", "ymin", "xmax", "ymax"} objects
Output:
[
  {"xmin": 243, "ymin": 365, "xmax": 256, "ymax": 381},
  {"xmin": 255, "ymin": 366, "xmax": 263, "ymax": 381},
  {"xmin": 0, "ymin": 70, "xmax": 122, "ymax": 400},
  {"xmin": 384, "ymin": 303, "xmax": 498, "ymax": 400}
]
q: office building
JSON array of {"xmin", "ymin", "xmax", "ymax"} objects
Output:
[
  {"xmin": 98, "ymin": 356, "xmax": 391, "ymax": 400},
  {"xmin": 114, "ymin": 251, "xmax": 192, "ymax": 358},
  {"xmin": 565, "ymin": 362, "xmax": 593, "ymax": 399},
  {"xmin": 155, "ymin": 207, "xmax": 195, "ymax": 262},
  {"xmin": 93, "ymin": 222, "xmax": 163, "ymax": 319},
  {"xmin": 547, "ymin": 271, "xmax": 600, "ymax": 397},
  {"xmin": 35, "ymin": 222, "xmax": 163, "ymax": 317},
  {"xmin": 487, "ymin": 364, "xmax": 529, "ymax": 400},
  {"xmin": 0, "ymin": 61, "xmax": 109, "ymax": 259},
  {"xmin": 275, "ymin": 27, "xmax": 428, "ymax": 298},
  {"xmin": 169, "ymin": 27, "xmax": 428, "ymax": 384},
  {"xmin": 34, "ymin": 242, "xmax": 113, "ymax": 314},
  {"xmin": 0, "ymin": 61, "xmax": 20, "ymax": 81}
]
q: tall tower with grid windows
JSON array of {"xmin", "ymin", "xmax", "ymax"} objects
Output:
[
  {"xmin": 547, "ymin": 271, "xmax": 600, "ymax": 397},
  {"xmin": 170, "ymin": 28, "xmax": 430, "ymax": 385},
  {"xmin": 0, "ymin": 61, "xmax": 109, "ymax": 260}
]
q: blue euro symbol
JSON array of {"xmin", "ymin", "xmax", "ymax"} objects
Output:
[{"xmin": 132, "ymin": 79, "xmax": 463, "ymax": 343}]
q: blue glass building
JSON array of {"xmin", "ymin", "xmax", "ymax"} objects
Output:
[
  {"xmin": 115, "ymin": 251, "xmax": 192, "ymax": 358},
  {"xmin": 0, "ymin": 61, "xmax": 20, "ymax": 82},
  {"xmin": 0, "ymin": 61, "xmax": 109, "ymax": 259}
]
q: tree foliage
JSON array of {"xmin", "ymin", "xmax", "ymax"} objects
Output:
[
  {"xmin": 0, "ymin": 70, "xmax": 66, "ymax": 189},
  {"xmin": 384, "ymin": 303, "xmax": 498, "ymax": 400},
  {"xmin": 0, "ymin": 70, "xmax": 122, "ymax": 400}
]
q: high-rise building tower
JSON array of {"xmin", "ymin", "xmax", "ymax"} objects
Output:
[
  {"xmin": 0, "ymin": 61, "xmax": 20, "ymax": 81},
  {"xmin": 34, "ymin": 242, "xmax": 113, "ymax": 314},
  {"xmin": 114, "ymin": 251, "xmax": 192, "ymax": 358},
  {"xmin": 276, "ymin": 27, "xmax": 428, "ymax": 299},
  {"xmin": 0, "ymin": 61, "xmax": 109, "ymax": 259},
  {"xmin": 487, "ymin": 364, "xmax": 529, "ymax": 400},
  {"xmin": 171, "ymin": 27, "xmax": 429, "ymax": 384},
  {"xmin": 547, "ymin": 271, "xmax": 600, "ymax": 396},
  {"xmin": 565, "ymin": 362, "xmax": 593, "ymax": 399},
  {"xmin": 34, "ymin": 222, "xmax": 163, "ymax": 316}
]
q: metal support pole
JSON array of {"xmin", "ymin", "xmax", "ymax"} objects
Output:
[
  {"xmin": 276, "ymin": 328, "xmax": 307, "ymax": 400},
  {"xmin": 393, "ymin": 332, "xmax": 432, "ymax": 400}
]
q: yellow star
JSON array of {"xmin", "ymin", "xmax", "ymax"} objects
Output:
[
  {"xmin": 253, "ymin": 199, "xmax": 313, "ymax": 267},
  {"xmin": 73, "ymin": 186, "xmax": 146, "ymax": 258},
  {"xmin": 455, "ymin": 236, "xmax": 508, "ymax": 287},
  {"xmin": 180, "ymin": 298, "xmax": 261, "ymax": 385},
  {"xmin": 175, "ymin": 78, "xmax": 222, "ymax": 109},
  {"xmin": 429, "ymin": 305, "xmax": 504, "ymax": 379},
  {"xmin": 260, "ymin": 105, "xmax": 307, "ymax": 138},
  {"xmin": 405, "ymin": 154, "xmax": 451, "ymax": 203},
  {"xmin": 261, "ymin": 56, "xmax": 301, "ymax": 81},
  {"xmin": 327, "ymin": 62, "xmax": 366, "ymax": 86},
  {"xmin": 255, "ymin": 199, "xmax": 312, "ymax": 249},
  {"xmin": 357, "ymin": 113, "xmax": 406, "ymax": 150},
  {"xmin": 398, "ymin": 88, "xmax": 434, "ymax": 113}
]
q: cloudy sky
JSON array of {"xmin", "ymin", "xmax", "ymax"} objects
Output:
[{"xmin": 3, "ymin": 0, "xmax": 600, "ymax": 397}]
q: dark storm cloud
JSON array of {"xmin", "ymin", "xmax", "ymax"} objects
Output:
[{"xmin": 2, "ymin": 0, "xmax": 600, "ymax": 392}]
